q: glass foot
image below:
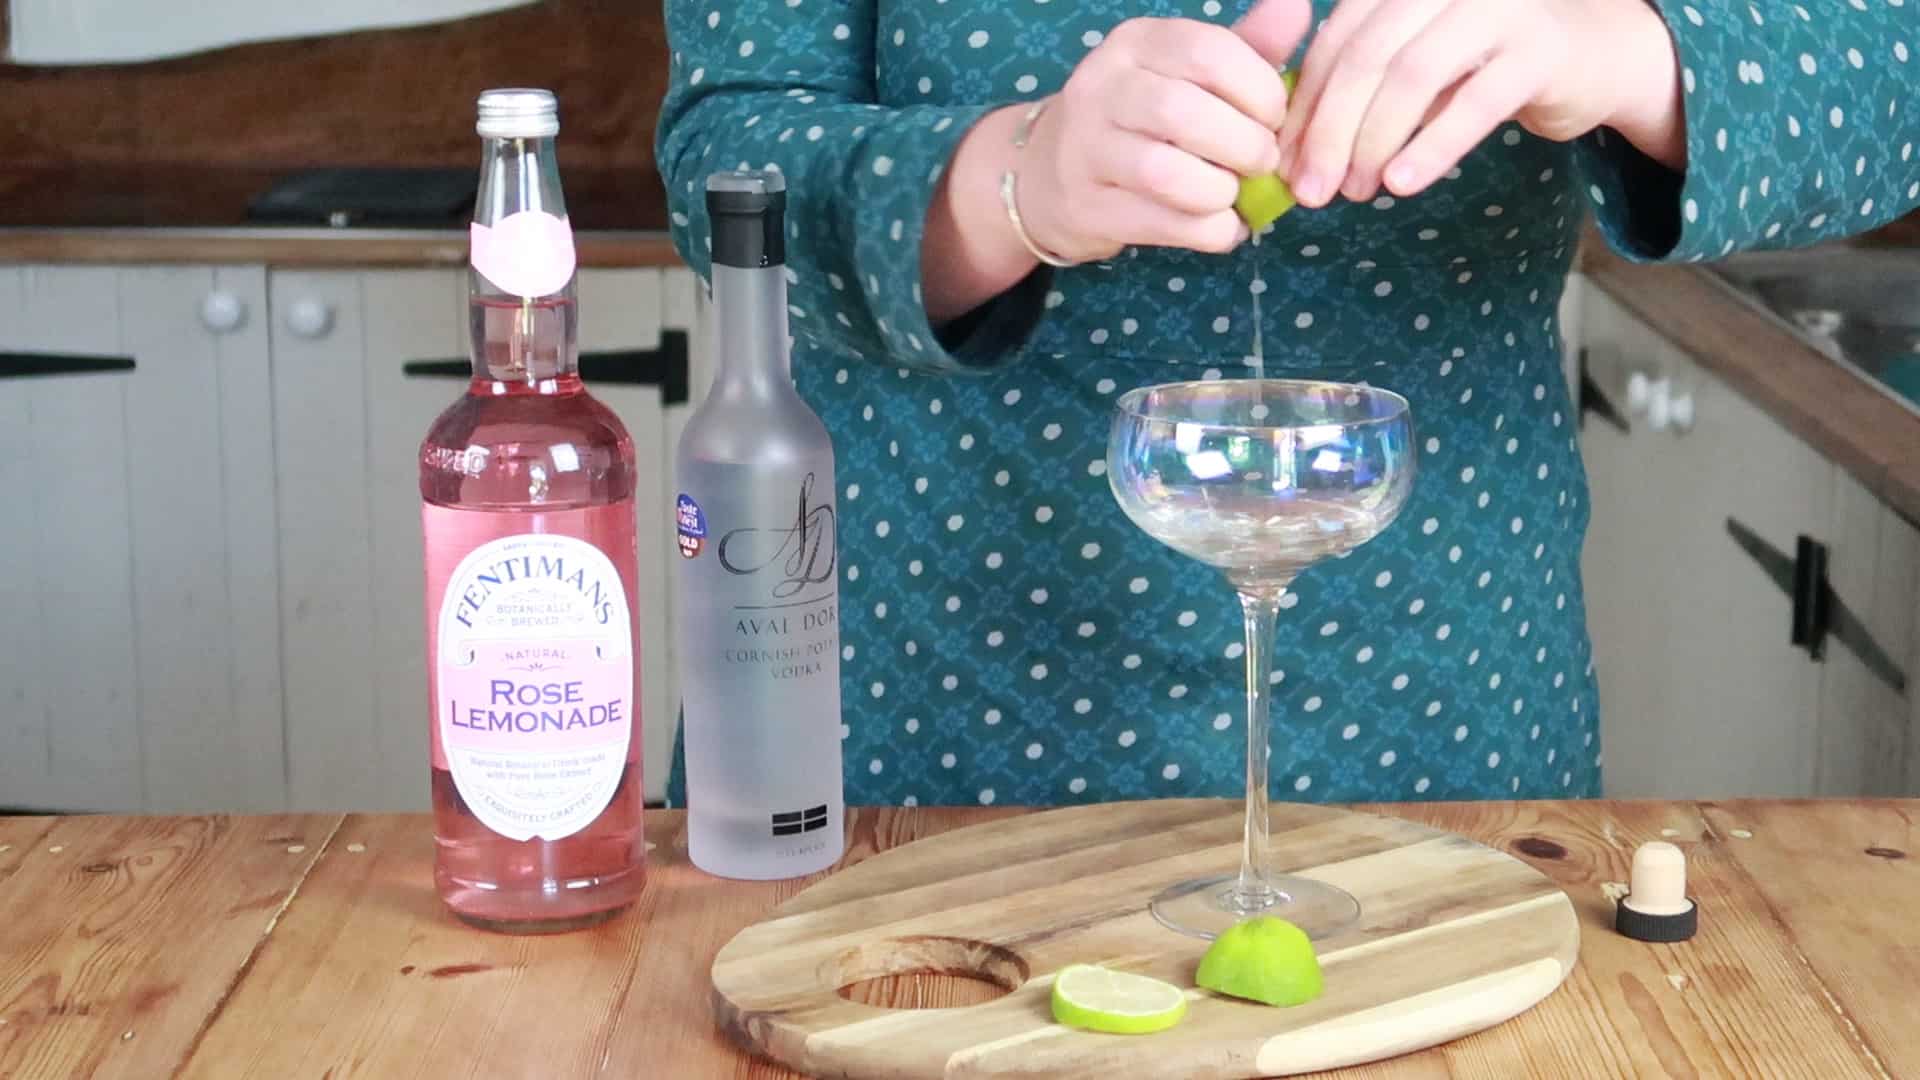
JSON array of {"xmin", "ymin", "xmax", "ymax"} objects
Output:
[{"xmin": 1149, "ymin": 874, "xmax": 1361, "ymax": 941}]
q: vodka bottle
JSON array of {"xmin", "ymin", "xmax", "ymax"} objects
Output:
[
  {"xmin": 676, "ymin": 170, "xmax": 845, "ymax": 879},
  {"xmin": 419, "ymin": 89, "xmax": 646, "ymax": 931}
]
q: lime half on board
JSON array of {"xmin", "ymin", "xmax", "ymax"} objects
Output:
[
  {"xmin": 1235, "ymin": 69, "xmax": 1302, "ymax": 233},
  {"xmin": 1049, "ymin": 964, "xmax": 1190, "ymax": 1035},
  {"xmin": 1195, "ymin": 915, "xmax": 1325, "ymax": 1007}
]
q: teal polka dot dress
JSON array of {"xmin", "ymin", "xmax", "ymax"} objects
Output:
[{"xmin": 656, "ymin": 0, "xmax": 1920, "ymax": 807}]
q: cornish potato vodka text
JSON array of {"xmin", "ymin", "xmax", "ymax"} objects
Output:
[{"xmin": 419, "ymin": 89, "xmax": 645, "ymax": 931}]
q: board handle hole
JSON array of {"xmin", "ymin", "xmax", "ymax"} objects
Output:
[{"xmin": 831, "ymin": 936, "xmax": 1029, "ymax": 1009}]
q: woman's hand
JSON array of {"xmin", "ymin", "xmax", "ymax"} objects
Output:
[
  {"xmin": 923, "ymin": 2, "xmax": 1310, "ymax": 321},
  {"xmin": 1272, "ymin": 0, "xmax": 1686, "ymax": 207},
  {"xmin": 1009, "ymin": 7, "xmax": 1312, "ymax": 262}
]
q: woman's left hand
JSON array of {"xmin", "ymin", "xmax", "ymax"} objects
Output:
[{"xmin": 1269, "ymin": 0, "xmax": 1685, "ymax": 207}]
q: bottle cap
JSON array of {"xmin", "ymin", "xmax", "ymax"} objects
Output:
[
  {"xmin": 707, "ymin": 169, "xmax": 787, "ymax": 214},
  {"xmin": 707, "ymin": 170, "xmax": 787, "ymax": 270},
  {"xmin": 1614, "ymin": 841, "xmax": 1698, "ymax": 942},
  {"xmin": 477, "ymin": 88, "xmax": 559, "ymax": 139}
]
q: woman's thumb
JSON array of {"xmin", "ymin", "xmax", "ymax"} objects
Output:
[{"xmin": 1233, "ymin": 0, "xmax": 1312, "ymax": 70}]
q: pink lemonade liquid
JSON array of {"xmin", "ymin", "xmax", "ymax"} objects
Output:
[{"xmin": 420, "ymin": 294, "xmax": 647, "ymax": 932}]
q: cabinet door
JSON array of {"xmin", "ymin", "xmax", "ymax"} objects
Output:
[
  {"xmin": 0, "ymin": 264, "xmax": 283, "ymax": 813},
  {"xmin": 363, "ymin": 271, "xmax": 470, "ymax": 810},
  {"xmin": 271, "ymin": 269, "xmax": 396, "ymax": 811},
  {"xmin": 576, "ymin": 269, "xmax": 672, "ymax": 804},
  {"xmin": 1580, "ymin": 285, "xmax": 1833, "ymax": 798},
  {"xmin": 1816, "ymin": 474, "xmax": 1919, "ymax": 796},
  {"xmin": 658, "ymin": 266, "xmax": 709, "ymax": 804},
  {"xmin": 274, "ymin": 269, "xmax": 472, "ymax": 812},
  {"xmin": 272, "ymin": 268, "xmax": 677, "ymax": 811}
]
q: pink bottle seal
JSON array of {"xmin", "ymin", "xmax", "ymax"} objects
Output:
[{"xmin": 470, "ymin": 210, "xmax": 578, "ymax": 299}]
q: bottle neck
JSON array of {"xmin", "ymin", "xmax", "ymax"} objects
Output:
[
  {"xmin": 471, "ymin": 134, "xmax": 578, "ymax": 386},
  {"xmin": 710, "ymin": 263, "xmax": 792, "ymax": 393},
  {"xmin": 476, "ymin": 134, "xmax": 567, "ymax": 226}
]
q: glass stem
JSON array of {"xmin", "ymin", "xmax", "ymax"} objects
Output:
[{"xmin": 1234, "ymin": 586, "xmax": 1286, "ymax": 910}]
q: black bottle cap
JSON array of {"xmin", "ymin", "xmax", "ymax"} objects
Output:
[
  {"xmin": 707, "ymin": 170, "xmax": 786, "ymax": 269},
  {"xmin": 1615, "ymin": 897, "xmax": 1698, "ymax": 942}
]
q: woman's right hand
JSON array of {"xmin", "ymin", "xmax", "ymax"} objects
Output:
[{"xmin": 1013, "ymin": 4, "xmax": 1312, "ymax": 263}]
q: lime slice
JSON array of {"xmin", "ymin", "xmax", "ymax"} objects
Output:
[
  {"xmin": 1195, "ymin": 915, "xmax": 1324, "ymax": 1007},
  {"xmin": 1049, "ymin": 963, "xmax": 1189, "ymax": 1035},
  {"xmin": 1235, "ymin": 71, "xmax": 1303, "ymax": 233}
]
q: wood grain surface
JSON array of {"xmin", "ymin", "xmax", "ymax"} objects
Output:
[
  {"xmin": 0, "ymin": 815, "xmax": 337, "ymax": 1078},
  {"xmin": 1, "ymin": 0, "xmax": 669, "ymax": 229},
  {"xmin": 712, "ymin": 800, "xmax": 1581, "ymax": 1079},
  {"xmin": 0, "ymin": 800, "xmax": 1914, "ymax": 1078}
]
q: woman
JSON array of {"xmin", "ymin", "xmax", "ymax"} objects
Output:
[{"xmin": 655, "ymin": 0, "xmax": 1919, "ymax": 807}]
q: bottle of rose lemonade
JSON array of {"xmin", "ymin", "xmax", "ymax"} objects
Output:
[{"xmin": 419, "ymin": 88, "xmax": 645, "ymax": 931}]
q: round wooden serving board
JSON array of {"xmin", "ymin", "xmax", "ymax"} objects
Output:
[{"xmin": 711, "ymin": 799, "xmax": 1580, "ymax": 1079}]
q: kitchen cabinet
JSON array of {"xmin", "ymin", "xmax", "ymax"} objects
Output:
[
  {"xmin": 269, "ymin": 266, "xmax": 692, "ymax": 811},
  {"xmin": 1, "ymin": 260, "xmax": 699, "ymax": 813},
  {"xmin": 1575, "ymin": 275, "xmax": 1919, "ymax": 798},
  {"xmin": 0, "ymin": 264, "xmax": 285, "ymax": 812}
]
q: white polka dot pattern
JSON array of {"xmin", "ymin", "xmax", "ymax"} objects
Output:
[{"xmin": 655, "ymin": 0, "xmax": 1919, "ymax": 809}]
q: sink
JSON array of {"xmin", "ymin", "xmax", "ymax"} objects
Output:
[{"xmin": 1709, "ymin": 247, "xmax": 1920, "ymax": 411}]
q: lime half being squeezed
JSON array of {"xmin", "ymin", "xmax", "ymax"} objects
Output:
[{"xmin": 1234, "ymin": 69, "xmax": 1302, "ymax": 233}]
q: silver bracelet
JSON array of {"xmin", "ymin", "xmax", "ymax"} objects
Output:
[{"xmin": 999, "ymin": 98, "xmax": 1078, "ymax": 268}]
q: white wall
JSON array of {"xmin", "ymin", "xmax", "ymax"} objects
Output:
[{"xmin": 8, "ymin": 0, "xmax": 534, "ymax": 65}]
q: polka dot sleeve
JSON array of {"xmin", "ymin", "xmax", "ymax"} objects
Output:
[
  {"xmin": 1575, "ymin": 0, "xmax": 1920, "ymax": 263},
  {"xmin": 655, "ymin": 0, "xmax": 1049, "ymax": 375}
]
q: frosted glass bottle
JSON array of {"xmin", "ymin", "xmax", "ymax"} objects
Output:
[{"xmin": 675, "ymin": 170, "xmax": 845, "ymax": 880}]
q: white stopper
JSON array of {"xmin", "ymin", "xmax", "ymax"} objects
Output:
[{"xmin": 1622, "ymin": 841, "xmax": 1692, "ymax": 917}]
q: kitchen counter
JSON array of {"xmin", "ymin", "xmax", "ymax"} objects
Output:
[
  {"xmin": 2, "ymin": 191, "xmax": 1915, "ymax": 520},
  {"xmin": 1580, "ymin": 239, "xmax": 1920, "ymax": 526},
  {"xmin": 0, "ymin": 164, "xmax": 667, "ymax": 232},
  {"xmin": 1, "ymin": 799, "xmax": 1915, "ymax": 1077},
  {"xmin": 0, "ymin": 224, "xmax": 680, "ymax": 269},
  {"xmin": 0, "ymin": 164, "xmax": 680, "ymax": 267}
]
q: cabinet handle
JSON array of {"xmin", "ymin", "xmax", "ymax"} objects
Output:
[
  {"xmin": 0, "ymin": 351, "xmax": 136, "ymax": 379},
  {"xmin": 1576, "ymin": 346, "xmax": 1629, "ymax": 433},
  {"xmin": 1633, "ymin": 375, "xmax": 1696, "ymax": 436},
  {"xmin": 401, "ymin": 329, "xmax": 690, "ymax": 406},
  {"xmin": 284, "ymin": 298, "xmax": 334, "ymax": 340},
  {"xmin": 1666, "ymin": 389, "xmax": 1695, "ymax": 434},
  {"xmin": 1789, "ymin": 535, "xmax": 1830, "ymax": 660},
  {"xmin": 201, "ymin": 290, "xmax": 249, "ymax": 334},
  {"xmin": 1725, "ymin": 517, "xmax": 1908, "ymax": 693}
]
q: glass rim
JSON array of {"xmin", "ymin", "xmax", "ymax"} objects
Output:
[{"xmin": 1112, "ymin": 377, "xmax": 1413, "ymax": 433}]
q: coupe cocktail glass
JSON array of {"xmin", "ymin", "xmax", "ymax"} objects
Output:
[{"xmin": 1107, "ymin": 378, "xmax": 1415, "ymax": 939}]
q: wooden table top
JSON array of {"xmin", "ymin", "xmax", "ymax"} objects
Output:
[{"xmin": 1, "ymin": 799, "xmax": 1914, "ymax": 1078}]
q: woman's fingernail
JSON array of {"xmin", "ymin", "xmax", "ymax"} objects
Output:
[
  {"xmin": 1293, "ymin": 170, "xmax": 1330, "ymax": 206},
  {"xmin": 1262, "ymin": 140, "xmax": 1284, "ymax": 174},
  {"xmin": 1385, "ymin": 160, "xmax": 1420, "ymax": 194},
  {"xmin": 1234, "ymin": 222, "xmax": 1253, "ymax": 247}
]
